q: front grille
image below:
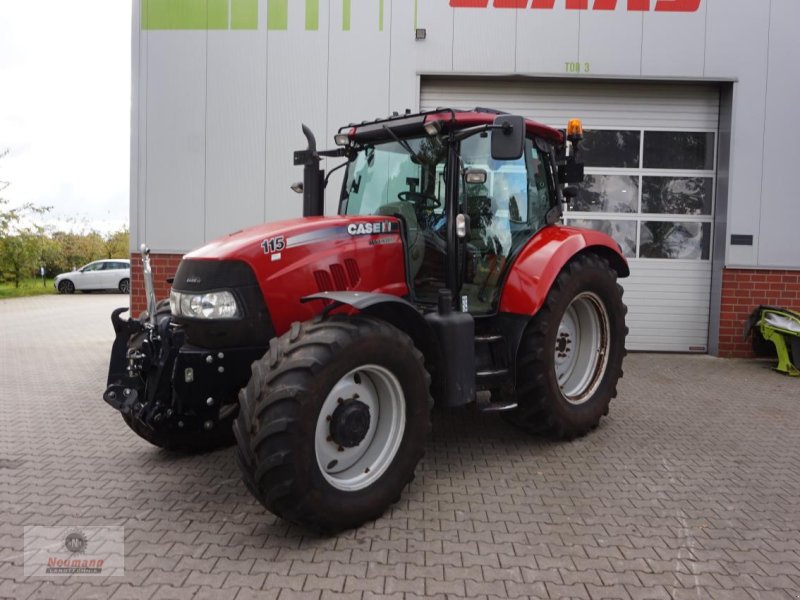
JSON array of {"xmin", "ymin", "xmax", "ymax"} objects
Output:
[{"xmin": 172, "ymin": 259, "xmax": 273, "ymax": 349}]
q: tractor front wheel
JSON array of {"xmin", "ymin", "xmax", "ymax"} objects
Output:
[
  {"xmin": 510, "ymin": 253, "xmax": 627, "ymax": 439},
  {"xmin": 234, "ymin": 316, "xmax": 432, "ymax": 533}
]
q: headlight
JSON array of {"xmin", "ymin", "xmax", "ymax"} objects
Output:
[{"xmin": 170, "ymin": 289, "xmax": 240, "ymax": 319}]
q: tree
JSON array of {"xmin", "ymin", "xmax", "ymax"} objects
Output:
[
  {"xmin": 0, "ymin": 199, "xmax": 51, "ymax": 287},
  {"xmin": 1, "ymin": 149, "xmax": 131, "ymax": 283},
  {"xmin": 0, "ymin": 150, "xmax": 53, "ymax": 286},
  {"xmin": 47, "ymin": 230, "xmax": 104, "ymax": 274},
  {"xmin": 104, "ymin": 228, "xmax": 129, "ymax": 259}
]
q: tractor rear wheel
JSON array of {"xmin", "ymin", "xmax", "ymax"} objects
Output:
[
  {"xmin": 234, "ymin": 316, "xmax": 432, "ymax": 533},
  {"xmin": 509, "ymin": 253, "xmax": 626, "ymax": 439}
]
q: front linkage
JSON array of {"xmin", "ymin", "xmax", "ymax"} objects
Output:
[{"xmin": 102, "ymin": 246, "xmax": 239, "ymax": 446}]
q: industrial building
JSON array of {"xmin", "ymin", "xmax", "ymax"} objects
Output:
[{"xmin": 130, "ymin": 0, "xmax": 800, "ymax": 356}]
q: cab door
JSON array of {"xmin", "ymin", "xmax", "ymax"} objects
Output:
[{"xmin": 457, "ymin": 134, "xmax": 556, "ymax": 314}]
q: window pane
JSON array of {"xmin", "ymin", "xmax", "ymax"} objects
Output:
[
  {"xmin": 643, "ymin": 131, "xmax": 715, "ymax": 170},
  {"xmin": 640, "ymin": 221, "xmax": 710, "ymax": 259},
  {"xmin": 642, "ymin": 177, "xmax": 712, "ymax": 215},
  {"xmin": 344, "ymin": 137, "xmax": 447, "ymax": 216},
  {"xmin": 459, "ymin": 134, "xmax": 533, "ymax": 313},
  {"xmin": 572, "ymin": 175, "xmax": 638, "ymax": 213},
  {"xmin": 526, "ymin": 141, "xmax": 553, "ymax": 229},
  {"xmin": 569, "ymin": 219, "xmax": 637, "ymax": 258},
  {"xmin": 581, "ymin": 130, "xmax": 640, "ymax": 168}
]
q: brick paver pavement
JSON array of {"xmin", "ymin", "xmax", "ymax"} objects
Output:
[{"xmin": 1, "ymin": 294, "xmax": 799, "ymax": 600}]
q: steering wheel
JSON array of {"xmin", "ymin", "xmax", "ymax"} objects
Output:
[{"xmin": 397, "ymin": 190, "xmax": 441, "ymax": 209}]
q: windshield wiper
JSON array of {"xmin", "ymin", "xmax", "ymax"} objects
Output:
[{"xmin": 382, "ymin": 125, "xmax": 424, "ymax": 164}]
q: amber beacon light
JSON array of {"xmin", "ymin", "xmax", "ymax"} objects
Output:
[{"xmin": 567, "ymin": 118, "xmax": 584, "ymax": 141}]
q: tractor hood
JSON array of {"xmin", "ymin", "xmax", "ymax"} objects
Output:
[
  {"xmin": 185, "ymin": 217, "xmax": 339, "ymax": 260},
  {"xmin": 177, "ymin": 215, "xmax": 409, "ymax": 335}
]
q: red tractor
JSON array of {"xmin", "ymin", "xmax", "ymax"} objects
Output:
[{"xmin": 104, "ymin": 109, "xmax": 628, "ymax": 532}]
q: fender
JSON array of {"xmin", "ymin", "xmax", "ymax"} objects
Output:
[
  {"xmin": 302, "ymin": 290, "xmax": 418, "ymax": 313},
  {"xmin": 499, "ymin": 225, "xmax": 629, "ymax": 316},
  {"xmin": 301, "ymin": 291, "xmax": 439, "ymax": 368},
  {"xmin": 303, "ymin": 291, "xmax": 443, "ymax": 400}
]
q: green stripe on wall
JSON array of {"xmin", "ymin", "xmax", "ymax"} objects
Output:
[
  {"xmin": 208, "ymin": 0, "xmax": 228, "ymax": 29},
  {"xmin": 268, "ymin": 0, "xmax": 288, "ymax": 30},
  {"xmin": 305, "ymin": 0, "xmax": 319, "ymax": 30},
  {"xmin": 231, "ymin": 0, "xmax": 258, "ymax": 29},
  {"xmin": 379, "ymin": 0, "xmax": 384, "ymax": 31},
  {"xmin": 342, "ymin": 0, "xmax": 351, "ymax": 31},
  {"xmin": 143, "ymin": 0, "xmax": 220, "ymax": 30}
]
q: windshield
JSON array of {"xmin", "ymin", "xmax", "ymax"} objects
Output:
[{"xmin": 341, "ymin": 137, "xmax": 447, "ymax": 216}]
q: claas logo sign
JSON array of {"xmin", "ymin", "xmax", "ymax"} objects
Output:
[
  {"xmin": 141, "ymin": 0, "xmax": 702, "ymax": 31},
  {"xmin": 450, "ymin": 0, "xmax": 701, "ymax": 11}
]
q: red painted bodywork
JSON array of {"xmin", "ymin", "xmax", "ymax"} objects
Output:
[
  {"xmin": 183, "ymin": 215, "xmax": 627, "ymax": 334},
  {"xmin": 184, "ymin": 216, "xmax": 408, "ymax": 335},
  {"xmin": 499, "ymin": 225, "xmax": 628, "ymax": 315}
]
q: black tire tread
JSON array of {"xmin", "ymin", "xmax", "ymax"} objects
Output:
[
  {"xmin": 234, "ymin": 315, "xmax": 432, "ymax": 533},
  {"xmin": 511, "ymin": 253, "xmax": 627, "ymax": 440}
]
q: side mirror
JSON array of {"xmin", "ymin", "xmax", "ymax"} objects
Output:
[
  {"xmin": 463, "ymin": 168, "xmax": 487, "ymax": 185},
  {"xmin": 491, "ymin": 115, "xmax": 525, "ymax": 161}
]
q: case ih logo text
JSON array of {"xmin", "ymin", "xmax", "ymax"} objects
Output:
[
  {"xmin": 450, "ymin": 0, "xmax": 701, "ymax": 11},
  {"xmin": 347, "ymin": 222, "xmax": 394, "ymax": 236}
]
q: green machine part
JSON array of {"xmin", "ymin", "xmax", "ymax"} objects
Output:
[{"xmin": 758, "ymin": 307, "xmax": 800, "ymax": 377}]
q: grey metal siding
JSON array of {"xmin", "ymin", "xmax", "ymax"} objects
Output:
[{"xmin": 421, "ymin": 76, "xmax": 720, "ymax": 351}]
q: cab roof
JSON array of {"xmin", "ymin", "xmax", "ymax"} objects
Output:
[{"xmin": 340, "ymin": 108, "xmax": 564, "ymax": 146}]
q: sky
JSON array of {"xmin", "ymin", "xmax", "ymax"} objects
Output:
[{"xmin": 0, "ymin": 0, "xmax": 131, "ymax": 234}]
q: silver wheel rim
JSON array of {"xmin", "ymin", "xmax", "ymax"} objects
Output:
[
  {"xmin": 120, "ymin": 280, "xmax": 129, "ymax": 293},
  {"xmin": 554, "ymin": 292, "xmax": 610, "ymax": 404},
  {"xmin": 315, "ymin": 365, "xmax": 406, "ymax": 492}
]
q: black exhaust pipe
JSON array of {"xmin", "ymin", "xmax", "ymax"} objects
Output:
[{"xmin": 293, "ymin": 124, "xmax": 325, "ymax": 217}]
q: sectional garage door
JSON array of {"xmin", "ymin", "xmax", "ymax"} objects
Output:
[{"xmin": 421, "ymin": 77, "xmax": 720, "ymax": 352}]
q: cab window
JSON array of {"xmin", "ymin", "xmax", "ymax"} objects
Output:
[{"xmin": 459, "ymin": 133, "xmax": 554, "ymax": 313}]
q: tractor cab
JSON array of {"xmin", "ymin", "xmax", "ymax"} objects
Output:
[{"xmin": 298, "ymin": 109, "xmax": 583, "ymax": 315}]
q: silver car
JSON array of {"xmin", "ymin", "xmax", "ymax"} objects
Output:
[{"xmin": 54, "ymin": 259, "xmax": 131, "ymax": 294}]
